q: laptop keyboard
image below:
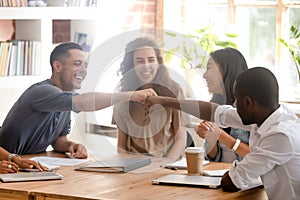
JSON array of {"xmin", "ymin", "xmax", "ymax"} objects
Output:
[{"xmin": 0, "ymin": 171, "xmax": 63, "ymax": 182}]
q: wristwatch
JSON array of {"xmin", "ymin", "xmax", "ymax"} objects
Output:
[{"xmin": 8, "ymin": 154, "xmax": 20, "ymax": 162}]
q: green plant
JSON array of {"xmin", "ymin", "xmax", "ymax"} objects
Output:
[
  {"xmin": 279, "ymin": 25, "xmax": 300, "ymax": 82},
  {"xmin": 164, "ymin": 26, "xmax": 238, "ymax": 68}
]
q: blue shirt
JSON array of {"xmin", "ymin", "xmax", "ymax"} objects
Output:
[{"xmin": 0, "ymin": 79, "xmax": 78, "ymax": 155}]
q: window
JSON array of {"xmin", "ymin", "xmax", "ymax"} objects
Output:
[{"xmin": 163, "ymin": 0, "xmax": 300, "ymax": 102}]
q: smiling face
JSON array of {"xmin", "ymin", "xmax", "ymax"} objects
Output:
[
  {"xmin": 203, "ymin": 57, "xmax": 224, "ymax": 95},
  {"xmin": 53, "ymin": 49, "xmax": 87, "ymax": 91},
  {"xmin": 133, "ymin": 46, "xmax": 159, "ymax": 84}
]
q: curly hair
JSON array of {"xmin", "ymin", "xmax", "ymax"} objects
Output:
[{"xmin": 118, "ymin": 37, "xmax": 182, "ymax": 98}]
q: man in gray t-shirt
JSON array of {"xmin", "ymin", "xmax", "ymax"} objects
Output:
[
  {"xmin": 0, "ymin": 79, "xmax": 76, "ymax": 155},
  {"xmin": 0, "ymin": 42, "xmax": 156, "ymax": 157}
]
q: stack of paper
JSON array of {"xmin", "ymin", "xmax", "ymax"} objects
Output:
[{"xmin": 29, "ymin": 156, "xmax": 88, "ymax": 171}]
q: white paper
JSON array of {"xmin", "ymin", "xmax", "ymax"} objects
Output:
[
  {"xmin": 165, "ymin": 157, "xmax": 209, "ymax": 169},
  {"xmin": 202, "ymin": 169, "xmax": 229, "ymax": 177},
  {"xmin": 30, "ymin": 156, "xmax": 88, "ymax": 167}
]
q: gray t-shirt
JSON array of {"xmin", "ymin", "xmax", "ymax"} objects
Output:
[{"xmin": 0, "ymin": 79, "xmax": 79, "ymax": 155}]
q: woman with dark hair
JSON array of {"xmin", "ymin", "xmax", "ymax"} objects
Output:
[
  {"xmin": 196, "ymin": 47, "xmax": 250, "ymax": 162},
  {"xmin": 113, "ymin": 37, "xmax": 190, "ymax": 160}
]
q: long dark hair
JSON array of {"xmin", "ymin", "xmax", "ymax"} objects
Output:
[
  {"xmin": 118, "ymin": 37, "xmax": 181, "ymax": 97},
  {"xmin": 210, "ymin": 47, "xmax": 248, "ymax": 105}
]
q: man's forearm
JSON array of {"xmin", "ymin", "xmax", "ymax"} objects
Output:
[
  {"xmin": 0, "ymin": 147, "xmax": 10, "ymax": 161},
  {"xmin": 52, "ymin": 136, "xmax": 73, "ymax": 153},
  {"xmin": 161, "ymin": 98, "xmax": 217, "ymax": 122},
  {"xmin": 73, "ymin": 92, "xmax": 134, "ymax": 111}
]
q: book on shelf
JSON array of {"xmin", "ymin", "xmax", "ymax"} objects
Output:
[
  {"xmin": 75, "ymin": 157, "xmax": 152, "ymax": 173},
  {"xmin": 67, "ymin": 0, "xmax": 96, "ymax": 7},
  {"xmin": 0, "ymin": 0, "xmax": 27, "ymax": 7},
  {"xmin": 8, "ymin": 41, "xmax": 17, "ymax": 76},
  {"xmin": 0, "ymin": 42, "xmax": 9, "ymax": 76},
  {"xmin": 4, "ymin": 42, "xmax": 13, "ymax": 76},
  {"xmin": 47, "ymin": 0, "xmax": 96, "ymax": 7},
  {"xmin": 0, "ymin": 0, "xmax": 96, "ymax": 7},
  {"xmin": 0, "ymin": 40, "xmax": 41, "ymax": 76}
]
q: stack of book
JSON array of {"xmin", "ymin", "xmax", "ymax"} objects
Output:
[
  {"xmin": 65, "ymin": 0, "xmax": 96, "ymax": 7},
  {"xmin": 0, "ymin": 40, "xmax": 41, "ymax": 76},
  {"xmin": 0, "ymin": 0, "xmax": 27, "ymax": 6},
  {"xmin": 0, "ymin": 0, "xmax": 96, "ymax": 7}
]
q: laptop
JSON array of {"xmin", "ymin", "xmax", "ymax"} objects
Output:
[
  {"xmin": 152, "ymin": 174, "xmax": 222, "ymax": 189},
  {"xmin": 0, "ymin": 171, "xmax": 63, "ymax": 183}
]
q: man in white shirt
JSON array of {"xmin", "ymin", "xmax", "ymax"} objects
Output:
[{"xmin": 146, "ymin": 67, "xmax": 300, "ymax": 200}]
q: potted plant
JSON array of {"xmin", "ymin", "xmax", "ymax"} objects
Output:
[
  {"xmin": 162, "ymin": 26, "xmax": 238, "ymax": 98},
  {"xmin": 163, "ymin": 25, "xmax": 238, "ymax": 69},
  {"xmin": 279, "ymin": 25, "xmax": 300, "ymax": 83}
]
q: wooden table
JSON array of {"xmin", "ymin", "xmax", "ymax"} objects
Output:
[{"xmin": 0, "ymin": 152, "xmax": 268, "ymax": 200}]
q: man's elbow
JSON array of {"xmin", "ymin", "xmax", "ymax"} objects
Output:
[
  {"xmin": 221, "ymin": 183, "xmax": 241, "ymax": 192},
  {"xmin": 221, "ymin": 171, "xmax": 241, "ymax": 192}
]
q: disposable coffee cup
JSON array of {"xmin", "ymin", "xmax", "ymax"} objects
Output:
[{"xmin": 185, "ymin": 147, "xmax": 204, "ymax": 175}]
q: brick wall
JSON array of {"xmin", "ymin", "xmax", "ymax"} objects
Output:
[
  {"xmin": 52, "ymin": 20, "xmax": 71, "ymax": 43},
  {"xmin": 52, "ymin": 0, "xmax": 158, "ymax": 43},
  {"xmin": 123, "ymin": 0, "xmax": 157, "ymax": 36}
]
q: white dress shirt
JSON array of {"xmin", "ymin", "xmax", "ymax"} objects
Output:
[{"xmin": 214, "ymin": 104, "xmax": 300, "ymax": 200}]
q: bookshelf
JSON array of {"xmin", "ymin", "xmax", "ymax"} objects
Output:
[
  {"xmin": 0, "ymin": 7, "xmax": 98, "ymax": 124},
  {"xmin": 0, "ymin": 7, "xmax": 98, "ymax": 88}
]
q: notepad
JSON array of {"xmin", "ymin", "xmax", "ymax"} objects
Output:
[
  {"xmin": 152, "ymin": 174, "xmax": 221, "ymax": 189},
  {"xmin": 0, "ymin": 171, "xmax": 63, "ymax": 183},
  {"xmin": 75, "ymin": 157, "xmax": 151, "ymax": 173}
]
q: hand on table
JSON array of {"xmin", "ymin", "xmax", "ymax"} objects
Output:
[
  {"xmin": 16, "ymin": 158, "xmax": 49, "ymax": 171},
  {"xmin": 0, "ymin": 160, "xmax": 18, "ymax": 173},
  {"xmin": 68, "ymin": 143, "xmax": 88, "ymax": 159}
]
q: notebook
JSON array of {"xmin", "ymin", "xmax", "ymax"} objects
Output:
[
  {"xmin": 152, "ymin": 174, "xmax": 222, "ymax": 189},
  {"xmin": 0, "ymin": 171, "xmax": 63, "ymax": 183},
  {"xmin": 75, "ymin": 157, "xmax": 151, "ymax": 173}
]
